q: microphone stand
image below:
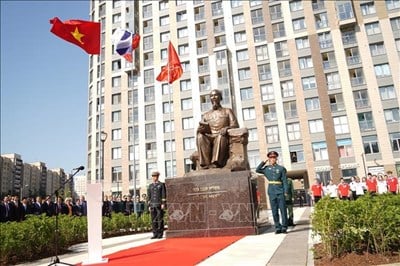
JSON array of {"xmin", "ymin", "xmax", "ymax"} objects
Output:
[{"xmin": 48, "ymin": 167, "xmax": 82, "ymax": 266}]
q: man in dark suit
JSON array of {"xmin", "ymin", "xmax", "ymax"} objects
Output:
[{"xmin": 147, "ymin": 171, "xmax": 166, "ymax": 239}]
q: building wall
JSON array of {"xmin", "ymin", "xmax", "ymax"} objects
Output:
[{"xmin": 87, "ymin": 0, "xmax": 400, "ymax": 197}]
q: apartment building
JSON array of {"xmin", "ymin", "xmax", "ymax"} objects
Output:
[{"xmin": 86, "ymin": 0, "xmax": 400, "ymax": 196}]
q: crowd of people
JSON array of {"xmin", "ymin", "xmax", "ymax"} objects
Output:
[{"xmin": 310, "ymin": 170, "xmax": 399, "ymax": 203}]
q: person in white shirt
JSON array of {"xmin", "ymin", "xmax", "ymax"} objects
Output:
[
  {"xmin": 349, "ymin": 176, "xmax": 357, "ymax": 200},
  {"xmin": 377, "ymin": 175, "xmax": 388, "ymax": 194},
  {"xmin": 355, "ymin": 176, "xmax": 366, "ymax": 199},
  {"xmin": 325, "ymin": 180, "xmax": 338, "ymax": 199}
]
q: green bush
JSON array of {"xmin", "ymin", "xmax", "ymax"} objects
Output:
[
  {"xmin": 0, "ymin": 213, "xmax": 153, "ymax": 265},
  {"xmin": 311, "ymin": 194, "xmax": 400, "ymax": 258}
]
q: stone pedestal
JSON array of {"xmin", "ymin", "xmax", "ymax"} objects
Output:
[{"xmin": 165, "ymin": 170, "xmax": 257, "ymax": 238}]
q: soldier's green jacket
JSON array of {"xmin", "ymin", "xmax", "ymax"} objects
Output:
[{"xmin": 256, "ymin": 161, "xmax": 288, "ymax": 196}]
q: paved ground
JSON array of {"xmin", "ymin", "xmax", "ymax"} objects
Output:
[{"xmin": 19, "ymin": 207, "xmax": 316, "ymax": 266}]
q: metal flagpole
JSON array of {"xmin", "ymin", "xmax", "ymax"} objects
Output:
[
  {"xmin": 98, "ymin": 24, "xmax": 104, "ymax": 184},
  {"xmin": 130, "ymin": 47, "xmax": 137, "ymax": 214},
  {"xmin": 168, "ymin": 42, "xmax": 173, "ymax": 178}
]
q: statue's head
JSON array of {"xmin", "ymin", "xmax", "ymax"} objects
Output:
[{"xmin": 210, "ymin": 89, "xmax": 222, "ymax": 109}]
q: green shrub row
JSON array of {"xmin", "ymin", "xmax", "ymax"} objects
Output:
[
  {"xmin": 311, "ymin": 194, "xmax": 400, "ymax": 258},
  {"xmin": 0, "ymin": 213, "xmax": 153, "ymax": 265}
]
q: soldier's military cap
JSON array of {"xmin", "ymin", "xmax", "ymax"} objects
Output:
[
  {"xmin": 267, "ymin": 151, "xmax": 279, "ymax": 158},
  {"xmin": 151, "ymin": 170, "xmax": 160, "ymax": 176}
]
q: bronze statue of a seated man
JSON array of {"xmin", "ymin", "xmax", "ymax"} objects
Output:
[{"xmin": 196, "ymin": 89, "xmax": 238, "ymax": 169}]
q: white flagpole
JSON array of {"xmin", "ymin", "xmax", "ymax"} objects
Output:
[
  {"xmin": 168, "ymin": 42, "xmax": 174, "ymax": 178},
  {"xmin": 130, "ymin": 44, "xmax": 137, "ymax": 214}
]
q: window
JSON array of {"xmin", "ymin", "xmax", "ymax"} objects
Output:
[
  {"xmin": 384, "ymin": 108, "xmax": 400, "ymax": 123},
  {"xmin": 112, "ymin": 13, "xmax": 121, "ymax": 24},
  {"xmin": 330, "ymin": 94, "xmax": 345, "ymax": 112},
  {"xmin": 305, "ymin": 97, "xmax": 320, "ymax": 111},
  {"xmin": 128, "ymin": 145, "xmax": 139, "ymax": 162},
  {"xmin": 337, "ymin": 139, "xmax": 353, "ymax": 158},
  {"xmin": 165, "ymin": 160, "xmax": 177, "ymax": 178},
  {"xmin": 374, "ymin": 64, "xmax": 391, "ymax": 77},
  {"xmin": 146, "ymin": 142, "xmax": 157, "ymax": 159},
  {"xmin": 145, "ymin": 105, "xmax": 155, "ymax": 121},
  {"xmin": 264, "ymin": 104, "xmax": 277, "ymax": 121},
  {"xmin": 234, "ymin": 31, "xmax": 247, "ymax": 43},
  {"xmin": 309, "ymin": 119, "xmax": 324, "ymax": 133},
  {"xmin": 112, "ymin": 129, "xmax": 122, "ymax": 140},
  {"xmin": 248, "ymin": 128, "xmax": 258, "ymax": 142},
  {"xmin": 112, "ymin": 147, "xmax": 122, "ymax": 160},
  {"xmin": 386, "ymin": 0, "xmax": 400, "ymax": 10},
  {"xmin": 272, "ymin": 22, "xmax": 286, "ymax": 38},
  {"xmin": 236, "ymin": 49, "xmax": 249, "ymax": 61},
  {"xmin": 290, "ymin": 145, "xmax": 304, "ymax": 163},
  {"xmin": 251, "ymin": 9, "xmax": 264, "ymax": 24},
  {"xmin": 112, "ymin": 111, "xmax": 121, "ymax": 122},
  {"xmin": 270, "ymin": 4, "xmax": 282, "ymax": 20},
  {"xmin": 178, "ymin": 44, "xmax": 189, "ymax": 56},
  {"xmin": 163, "ymin": 120, "xmax": 175, "ymax": 133},
  {"xmin": 390, "ymin": 132, "xmax": 400, "ymax": 152},
  {"xmin": 319, "ymin": 31, "xmax": 332, "ymax": 49},
  {"xmin": 358, "ymin": 112, "xmax": 375, "ymax": 131},
  {"xmin": 182, "ymin": 117, "xmax": 194, "ymax": 129},
  {"xmin": 143, "ymin": 36, "xmax": 153, "ymax": 50},
  {"xmin": 333, "ymin": 116, "xmax": 350, "ymax": 134},
  {"xmin": 337, "ymin": 1, "xmax": 354, "ymax": 20},
  {"xmin": 379, "ymin": 85, "xmax": 397, "ymax": 100},
  {"xmin": 250, "ymin": 0, "xmax": 262, "ymax": 7},
  {"xmin": 390, "ymin": 17, "xmax": 400, "ymax": 31},
  {"xmin": 112, "ymin": 60, "xmax": 121, "ymax": 71},
  {"xmin": 176, "ymin": 10, "xmax": 187, "ymax": 22},
  {"xmin": 112, "ymin": 167, "xmax": 122, "ymax": 182},
  {"xmin": 144, "ymin": 69, "xmax": 154, "ymax": 84},
  {"xmin": 363, "ymin": 135, "xmax": 379, "ymax": 154},
  {"xmin": 369, "ymin": 42, "xmax": 386, "ymax": 56},
  {"xmin": 287, "ymin": 123, "xmax": 301, "ymax": 141},
  {"xmin": 160, "ymin": 32, "xmax": 170, "ymax": 43},
  {"xmin": 261, "ymin": 84, "xmax": 274, "ymax": 101},
  {"xmin": 326, "ymin": 72, "xmax": 341, "ymax": 90},
  {"xmin": 240, "ymin": 87, "xmax": 253, "ymax": 100},
  {"xmin": 296, "ymin": 37, "xmax": 309, "ymax": 49},
  {"xmin": 216, "ymin": 50, "xmax": 226, "ymax": 65},
  {"xmin": 302, "ymin": 76, "xmax": 316, "ymax": 90},
  {"xmin": 284, "ymin": 101, "xmax": 297, "ymax": 119},
  {"xmin": 266, "ymin": 126, "xmax": 279, "ymax": 143},
  {"xmin": 144, "ymin": 86, "xmax": 155, "ymax": 102},
  {"xmin": 243, "ymin": 107, "xmax": 256, "ymax": 120},
  {"xmin": 180, "ymin": 80, "xmax": 191, "ymax": 91},
  {"xmin": 160, "ymin": 15, "xmax": 169, "ymax": 26},
  {"xmin": 238, "ymin": 68, "xmax": 251, "ymax": 80},
  {"xmin": 312, "ymin": 142, "xmax": 328, "ymax": 161},
  {"xmin": 145, "ymin": 123, "xmax": 156, "ymax": 139},
  {"xmin": 253, "ymin": 26, "xmax": 266, "ymax": 42},
  {"xmin": 178, "ymin": 27, "xmax": 188, "ymax": 38},
  {"xmin": 299, "ymin": 56, "xmax": 313, "ymax": 69},
  {"xmin": 258, "ymin": 64, "xmax": 271, "ymax": 81},
  {"xmin": 233, "ymin": 13, "xmax": 244, "ymax": 25},
  {"xmin": 112, "ymin": 93, "xmax": 121, "ymax": 105},
  {"xmin": 315, "ymin": 12, "xmax": 328, "ymax": 29},
  {"xmin": 231, "ymin": 0, "xmax": 242, "ymax": 8},
  {"xmin": 183, "ymin": 137, "xmax": 195, "ymax": 150},
  {"xmin": 112, "ymin": 76, "xmax": 121, "ymax": 87},
  {"xmin": 353, "ymin": 90, "xmax": 369, "ymax": 109},
  {"xmin": 292, "ymin": 18, "xmax": 306, "ymax": 31},
  {"xmin": 128, "ymin": 107, "xmax": 138, "ymax": 124},
  {"xmin": 163, "ymin": 101, "xmax": 173, "ymax": 113},
  {"xmin": 360, "ymin": 2, "xmax": 376, "ymax": 16},
  {"xmin": 290, "ymin": 0, "xmax": 303, "ymax": 11},
  {"xmin": 211, "ymin": 1, "xmax": 223, "ymax": 16},
  {"xmin": 281, "ymin": 80, "xmax": 295, "ymax": 97},
  {"xmin": 164, "ymin": 140, "xmax": 176, "ymax": 153},
  {"xmin": 255, "ymin": 45, "xmax": 269, "ymax": 61},
  {"xmin": 275, "ymin": 41, "xmax": 289, "ymax": 57},
  {"xmin": 159, "ymin": 0, "xmax": 169, "ymax": 10},
  {"xmin": 181, "ymin": 98, "xmax": 192, "ymax": 110},
  {"xmin": 365, "ymin": 22, "xmax": 381, "ymax": 35}
]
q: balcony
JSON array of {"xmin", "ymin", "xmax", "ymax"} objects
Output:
[
  {"xmin": 323, "ymin": 60, "xmax": 337, "ymax": 69},
  {"xmin": 217, "ymin": 77, "xmax": 228, "ymax": 85},
  {"xmin": 312, "ymin": 1, "xmax": 325, "ymax": 11},
  {"xmin": 143, "ymin": 11, "xmax": 152, "ymax": 18},
  {"xmin": 196, "ymin": 29, "xmax": 206, "ymax": 38},
  {"xmin": 319, "ymin": 39, "xmax": 333, "ymax": 49},
  {"xmin": 279, "ymin": 68, "xmax": 292, "ymax": 77},
  {"xmin": 351, "ymin": 77, "xmax": 365, "ymax": 86},
  {"xmin": 143, "ymin": 26, "xmax": 152, "ymax": 34},
  {"xmin": 259, "ymin": 72, "xmax": 272, "ymax": 80},
  {"xmin": 264, "ymin": 113, "xmax": 277, "ymax": 122},
  {"xmin": 199, "ymin": 83, "xmax": 211, "ymax": 92},
  {"xmin": 346, "ymin": 55, "xmax": 361, "ymax": 65},
  {"xmin": 197, "ymin": 47, "xmax": 207, "ymax": 54},
  {"xmin": 214, "ymin": 25, "xmax": 225, "ymax": 34},
  {"xmin": 198, "ymin": 64, "xmax": 209, "ymax": 73},
  {"xmin": 144, "ymin": 59, "xmax": 153, "ymax": 67},
  {"xmin": 327, "ymin": 82, "xmax": 341, "ymax": 90},
  {"xmin": 273, "ymin": 30, "xmax": 286, "ymax": 38},
  {"xmin": 270, "ymin": 12, "xmax": 282, "ymax": 20},
  {"xmin": 212, "ymin": 8, "xmax": 223, "ymax": 16},
  {"xmin": 195, "ymin": 13, "xmax": 205, "ymax": 21},
  {"xmin": 285, "ymin": 110, "xmax": 298, "ymax": 119},
  {"xmin": 354, "ymin": 99, "xmax": 370, "ymax": 109},
  {"xmin": 252, "ymin": 17, "xmax": 264, "ymax": 24},
  {"xmin": 330, "ymin": 102, "xmax": 346, "ymax": 112},
  {"xmin": 359, "ymin": 120, "xmax": 375, "ymax": 132},
  {"xmin": 316, "ymin": 21, "xmax": 328, "ymax": 29},
  {"xmin": 342, "ymin": 33, "xmax": 357, "ymax": 45},
  {"xmin": 201, "ymin": 102, "xmax": 211, "ymax": 112}
]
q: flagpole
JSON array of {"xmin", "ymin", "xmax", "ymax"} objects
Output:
[
  {"xmin": 98, "ymin": 24, "xmax": 103, "ymax": 185},
  {"xmin": 168, "ymin": 42, "xmax": 173, "ymax": 178},
  {"xmin": 130, "ymin": 48, "xmax": 137, "ymax": 214}
]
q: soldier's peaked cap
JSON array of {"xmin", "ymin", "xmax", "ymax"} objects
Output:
[
  {"xmin": 151, "ymin": 170, "xmax": 160, "ymax": 176},
  {"xmin": 267, "ymin": 151, "xmax": 279, "ymax": 157}
]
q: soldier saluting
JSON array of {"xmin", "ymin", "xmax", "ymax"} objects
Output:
[
  {"xmin": 256, "ymin": 151, "xmax": 289, "ymax": 234},
  {"xmin": 147, "ymin": 171, "xmax": 166, "ymax": 239}
]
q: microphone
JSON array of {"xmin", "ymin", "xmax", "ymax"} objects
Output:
[{"xmin": 73, "ymin": 166, "xmax": 85, "ymax": 171}]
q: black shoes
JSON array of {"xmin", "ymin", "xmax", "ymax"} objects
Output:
[
  {"xmin": 151, "ymin": 236, "xmax": 157, "ymax": 239},
  {"xmin": 158, "ymin": 235, "xmax": 163, "ymax": 239},
  {"xmin": 281, "ymin": 229, "xmax": 287, "ymax": 234},
  {"xmin": 275, "ymin": 230, "xmax": 281, "ymax": 234}
]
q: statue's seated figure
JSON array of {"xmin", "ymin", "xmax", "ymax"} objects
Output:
[{"xmin": 192, "ymin": 89, "xmax": 250, "ymax": 172}]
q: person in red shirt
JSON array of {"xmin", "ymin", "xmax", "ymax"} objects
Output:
[
  {"xmin": 386, "ymin": 170, "xmax": 399, "ymax": 194},
  {"xmin": 365, "ymin": 173, "xmax": 377, "ymax": 195},
  {"xmin": 311, "ymin": 178, "xmax": 324, "ymax": 204},
  {"xmin": 337, "ymin": 178, "xmax": 350, "ymax": 200}
]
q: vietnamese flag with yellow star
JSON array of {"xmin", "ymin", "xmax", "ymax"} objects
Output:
[{"xmin": 50, "ymin": 17, "xmax": 100, "ymax": 54}]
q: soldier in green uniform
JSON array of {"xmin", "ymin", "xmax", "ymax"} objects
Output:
[
  {"xmin": 256, "ymin": 151, "xmax": 288, "ymax": 234},
  {"xmin": 286, "ymin": 178, "xmax": 296, "ymax": 226}
]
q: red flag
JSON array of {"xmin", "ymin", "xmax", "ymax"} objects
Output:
[
  {"xmin": 50, "ymin": 17, "xmax": 100, "ymax": 54},
  {"xmin": 156, "ymin": 41, "xmax": 183, "ymax": 84}
]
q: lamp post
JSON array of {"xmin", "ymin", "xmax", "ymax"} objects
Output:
[{"xmin": 100, "ymin": 131, "xmax": 108, "ymax": 182}]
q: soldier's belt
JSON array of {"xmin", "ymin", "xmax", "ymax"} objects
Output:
[{"xmin": 269, "ymin": 181, "xmax": 282, "ymax": 185}]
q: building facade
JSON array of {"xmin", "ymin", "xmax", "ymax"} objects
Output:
[{"xmin": 86, "ymin": 0, "xmax": 400, "ymax": 196}]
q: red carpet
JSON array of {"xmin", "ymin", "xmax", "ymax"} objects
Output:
[{"xmin": 81, "ymin": 236, "xmax": 242, "ymax": 266}]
